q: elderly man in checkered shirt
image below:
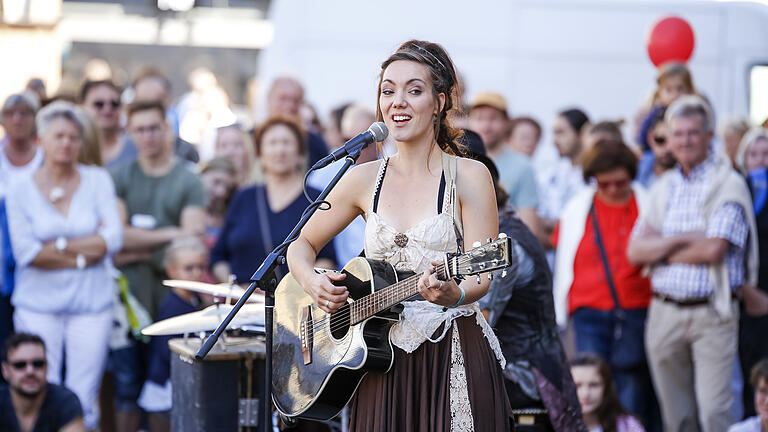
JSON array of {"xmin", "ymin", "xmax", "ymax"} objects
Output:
[{"xmin": 628, "ymin": 95, "xmax": 758, "ymax": 432}]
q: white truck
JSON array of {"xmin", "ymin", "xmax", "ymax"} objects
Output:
[{"xmin": 258, "ymin": 0, "xmax": 768, "ymax": 162}]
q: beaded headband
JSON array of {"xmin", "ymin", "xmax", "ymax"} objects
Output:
[{"xmin": 409, "ymin": 44, "xmax": 448, "ymax": 74}]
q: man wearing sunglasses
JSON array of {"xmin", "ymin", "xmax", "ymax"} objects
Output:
[{"xmin": 0, "ymin": 333, "xmax": 85, "ymax": 432}]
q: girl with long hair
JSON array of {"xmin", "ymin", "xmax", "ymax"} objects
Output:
[{"xmin": 571, "ymin": 353, "xmax": 645, "ymax": 432}]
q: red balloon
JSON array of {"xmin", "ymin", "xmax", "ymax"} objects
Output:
[{"xmin": 647, "ymin": 16, "xmax": 695, "ymax": 67}]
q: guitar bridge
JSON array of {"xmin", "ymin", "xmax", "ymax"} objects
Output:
[{"xmin": 300, "ymin": 305, "xmax": 314, "ymax": 365}]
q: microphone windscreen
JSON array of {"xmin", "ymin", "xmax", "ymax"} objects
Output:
[{"xmin": 368, "ymin": 122, "xmax": 388, "ymax": 142}]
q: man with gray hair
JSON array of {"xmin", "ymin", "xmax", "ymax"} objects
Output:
[
  {"xmin": 1, "ymin": 91, "xmax": 43, "ymax": 366},
  {"xmin": 265, "ymin": 75, "xmax": 328, "ymax": 167},
  {"xmin": 628, "ymin": 95, "xmax": 758, "ymax": 432},
  {"xmin": 0, "ymin": 92, "xmax": 43, "ymax": 193}
]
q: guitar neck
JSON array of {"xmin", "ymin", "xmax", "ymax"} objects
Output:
[{"xmin": 349, "ymin": 264, "xmax": 447, "ymax": 325}]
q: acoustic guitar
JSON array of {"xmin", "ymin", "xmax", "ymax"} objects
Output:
[{"xmin": 272, "ymin": 235, "xmax": 512, "ymax": 420}]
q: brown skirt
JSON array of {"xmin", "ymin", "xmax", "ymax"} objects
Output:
[{"xmin": 349, "ymin": 315, "xmax": 512, "ymax": 431}]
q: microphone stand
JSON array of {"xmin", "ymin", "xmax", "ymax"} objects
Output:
[{"xmin": 196, "ymin": 149, "xmax": 365, "ymax": 431}]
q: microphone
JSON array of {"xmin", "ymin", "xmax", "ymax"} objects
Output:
[{"xmin": 310, "ymin": 122, "xmax": 388, "ymax": 170}]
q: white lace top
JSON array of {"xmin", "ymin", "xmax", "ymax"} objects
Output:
[{"xmin": 363, "ymin": 155, "xmax": 505, "ymax": 368}]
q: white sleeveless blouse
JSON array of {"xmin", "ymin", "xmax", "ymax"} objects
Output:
[{"xmin": 363, "ymin": 155, "xmax": 504, "ymax": 366}]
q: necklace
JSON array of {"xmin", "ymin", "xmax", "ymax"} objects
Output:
[
  {"xmin": 41, "ymin": 169, "xmax": 76, "ymax": 203},
  {"xmin": 49, "ymin": 187, "xmax": 66, "ymax": 202}
]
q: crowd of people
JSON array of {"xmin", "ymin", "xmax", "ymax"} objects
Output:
[{"xmin": 0, "ymin": 38, "xmax": 767, "ymax": 432}]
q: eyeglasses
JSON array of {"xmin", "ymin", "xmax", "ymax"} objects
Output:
[
  {"xmin": 596, "ymin": 178, "xmax": 630, "ymax": 190},
  {"xmin": 653, "ymin": 136, "xmax": 666, "ymax": 145},
  {"xmin": 10, "ymin": 359, "xmax": 46, "ymax": 371},
  {"xmin": 2, "ymin": 108, "xmax": 34, "ymax": 118},
  {"xmin": 92, "ymin": 100, "xmax": 121, "ymax": 110}
]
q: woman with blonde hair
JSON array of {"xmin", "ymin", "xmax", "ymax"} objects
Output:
[
  {"xmin": 214, "ymin": 123, "xmax": 262, "ymax": 186},
  {"xmin": 736, "ymin": 127, "xmax": 768, "ymax": 174},
  {"xmin": 74, "ymin": 106, "xmax": 102, "ymax": 166},
  {"xmin": 5, "ymin": 100, "xmax": 123, "ymax": 430},
  {"xmin": 734, "ymin": 126, "xmax": 768, "ymax": 417}
]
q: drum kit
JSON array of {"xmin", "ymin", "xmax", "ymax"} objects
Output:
[{"xmin": 141, "ymin": 279, "xmax": 266, "ymax": 337}]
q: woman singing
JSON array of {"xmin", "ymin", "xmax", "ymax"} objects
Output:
[{"xmin": 286, "ymin": 40, "xmax": 511, "ymax": 431}]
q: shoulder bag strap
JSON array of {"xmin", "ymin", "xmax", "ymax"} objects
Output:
[
  {"xmin": 255, "ymin": 185, "xmax": 282, "ymax": 280},
  {"xmin": 589, "ymin": 202, "xmax": 623, "ymax": 315}
]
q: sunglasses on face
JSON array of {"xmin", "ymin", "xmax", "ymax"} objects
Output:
[
  {"xmin": 596, "ymin": 178, "xmax": 630, "ymax": 190},
  {"xmin": 10, "ymin": 359, "xmax": 46, "ymax": 371},
  {"xmin": 92, "ymin": 100, "xmax": 120, "ymax": 110},
  {"xmin": 653, "ymin": 136, "xmax": 666, "ymax": 145}
]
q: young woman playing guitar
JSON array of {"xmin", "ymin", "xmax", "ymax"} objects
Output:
[{"xmin": 286, "ymin": 40, "xmax": 512, "ymax": 431}]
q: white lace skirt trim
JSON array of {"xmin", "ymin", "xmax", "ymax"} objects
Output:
[
  {"xmin": 450, "ymin": 321, "xmax": 474, "ymax": 431},
  {"xmin": 389, "ymin": 300, "xmax": 506, "ymax": 368}
]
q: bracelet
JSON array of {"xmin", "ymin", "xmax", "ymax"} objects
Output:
[{"xmin": 449, "ymin": 286, "xmax": 466, "ymax": 309}]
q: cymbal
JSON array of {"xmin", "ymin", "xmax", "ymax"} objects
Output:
[
  {"xmin": 163, "ymin": 280, "xmax": 265, "ymax": 303},
  {"xmin": 141, "ymin": 303, "xmax": 265, "ymax": 336}
]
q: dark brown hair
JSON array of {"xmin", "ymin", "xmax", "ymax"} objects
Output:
[
  {"xmin": 254, "ymin": 115, "xmax": 307, "ymax": 157},
  {"xmin": 750, "ymin": 358, "xmax": 768, "ymax": 388},
  {"xmin": 586, "ymin": 121, "xmax": 623, "ymax": 142},
  {"xmin": 376, "ymin": 40, "xmax": 466, "ymax": 156},
  {"xmin": 582, "ymin": 139, "xmax": 638, "ymax": 182},
  {"xmin": 570, "ymin": 353, "xmax": 632, "ymax": 432},
  {"xmin": 510, "ymin": 116, "xmax": 542, "ymax": 141},
  {"xmin": 127, "ymin": 99, "xmax": 165, "ymax": 121},
  {"xmin": 3, "ymin": 333, "xmax": 45, "ymax": 362},
  {"xmin": 79, "ymin": 80, "xmax": 120, "ymax": 104}
]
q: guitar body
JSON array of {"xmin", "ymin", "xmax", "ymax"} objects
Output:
[
  {"xmin": 271, "ymin": 236, "xmax": 513, "ymax": 421},
  {"xmin": 272, "ymin": 257, "xmax": 403, "ymax": 420}
]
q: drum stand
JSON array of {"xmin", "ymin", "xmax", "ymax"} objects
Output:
[{"xmin": 197, "ymin": 150, "xmax": 365, "ymax": 431}]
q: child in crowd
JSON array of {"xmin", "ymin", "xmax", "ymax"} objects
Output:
[
  {"xmin": 571, "ymin": 353, "xmax": 646, "ymax": 432},
  {"xmin": 137, "ymin": 236, "xmax": 211, "ymax": 432},
  {"xmin": 729, "ymin": 359, "xmax": 768, "ymax": 432}
]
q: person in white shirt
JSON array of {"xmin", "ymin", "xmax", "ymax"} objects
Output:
[
  {"xmin": 0, "ymin": 91, "xmax": 44, "ymax": 378},
  {"xmin": 5, "ymin": 101, "xmax": 123, "ymax": 430},
  {"xmin": 537, "ymin": 108, "xmax": 590, "ymax": 230}
]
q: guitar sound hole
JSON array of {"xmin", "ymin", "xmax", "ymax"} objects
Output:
[{"xmin": 329, "ymin": 309, "xmax": 351, "ymax": 340}]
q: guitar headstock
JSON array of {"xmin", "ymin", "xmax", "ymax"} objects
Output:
[{"xmin": 442, "ymin": 234, "xmax": 512, "ymax": 281}]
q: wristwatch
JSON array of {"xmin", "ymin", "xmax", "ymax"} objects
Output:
[
  {"xmin": 55, "ymin": 236, "xmax": 67, "ymax": 253},
  {"xmin": 76, "ymin": 253, "xmax": 86, "ymax": 270}
]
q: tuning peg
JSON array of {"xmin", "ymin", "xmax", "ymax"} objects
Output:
[
  {"xmin": 472, "ymin": 241, "xmax": 481, "ymax": 249},
  {"xmin": 498, "ymin": 233, "xmax": 508, "ymax": 239},
  {"xmin": 488, "ymin": 273, "xmax": 494, "ymax": 281},
  {"xmin": 501, "ymin": 269, "xmax": 508, "ymax": 278},
  {"xmin": 476, "ymin": 275, "xmax": 482, "ymax": 284}
]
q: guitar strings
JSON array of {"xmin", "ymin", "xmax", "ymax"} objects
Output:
[
  {"xmin": 303, "ymin": 254, "xmax": 479, "ymax": 336},
  {"xmin": 299, "ymin": 248, "xmax": 495, "ymax": 340},
  {"xmin": 303, "ymin": 262, "xmax": 447, "ymax": 335},
  {"xmin": 300, "ymin": 271, "xmax": 424, "ymax": 338},
  {"xmin": 297, "ymin": 254, "xmax": 482, "ymax": 339}
]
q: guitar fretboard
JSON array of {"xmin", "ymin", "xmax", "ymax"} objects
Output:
[{"xmin": 348, "ymin": 264, "xmax": 447, "ymax": 325}]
